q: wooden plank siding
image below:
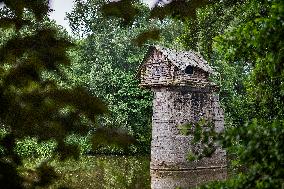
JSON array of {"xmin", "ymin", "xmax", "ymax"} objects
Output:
[{"xmin": 139, "ymin": 48, "xmax": 212, "ymax": 87}]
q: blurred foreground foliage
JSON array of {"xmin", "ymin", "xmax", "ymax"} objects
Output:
[{"xmin": 0, "ymin": 0, "xmax": 116, "ymax": 188}]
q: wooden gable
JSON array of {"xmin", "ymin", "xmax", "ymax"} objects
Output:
[{"xmin": 138, "ymin": 46, "xmax": 214, "ymax": 87}]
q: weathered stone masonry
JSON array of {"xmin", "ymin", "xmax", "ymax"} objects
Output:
[{"xmin": 138, "ymin": 46, "xmax": 226, "ymax": 171}]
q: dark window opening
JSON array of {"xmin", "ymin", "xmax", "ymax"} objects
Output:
[{"xmin": 185, "ymin": 66, "xmax": 193, "ymax": 75}]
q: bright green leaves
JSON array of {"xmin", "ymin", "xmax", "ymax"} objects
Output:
[
  {"xmin": 15, "ymin": 137, "xmax": 56, "ymax": 158},
  {"xmin": 179, "ymin": 119, "xmax": 217, "ymax": 161},
  {"xmin": 186, "ymin": 151, "xmax": 198, "ymax": 161},
  {"xmin": 178, "ymin": 123, "xmax": 192, "ymax": 136}
]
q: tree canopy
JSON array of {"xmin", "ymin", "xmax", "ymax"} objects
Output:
[
  {"xmin": 65, "ymin": 0, "xmax": 184, "ymax": 153},
  {"xmin": 0, "ymin": 0, "xmax": 106, "ymax": 187}
]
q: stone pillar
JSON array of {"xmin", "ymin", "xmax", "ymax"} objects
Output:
[{"xmin": 150, "ymin": 86, "xmax": 226, "ymax": 171}]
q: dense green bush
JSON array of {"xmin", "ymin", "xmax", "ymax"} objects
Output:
[
  {"xmin": 15, "ymin": 138, "xmax": 56, "ymax": 158},
  {"xmin": 64, "ymin": 133, "xmax": 150, "ymax": 156}
]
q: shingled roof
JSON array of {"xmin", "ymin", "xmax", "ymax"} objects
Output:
[{"xmin": 142, "ymin": 46, "xmax": 213, "ymax": 73}]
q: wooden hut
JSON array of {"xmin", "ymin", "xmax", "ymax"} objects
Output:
[{"xmin": 139, "ymin": 46, "xmax": 214, "ymax": 87}]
